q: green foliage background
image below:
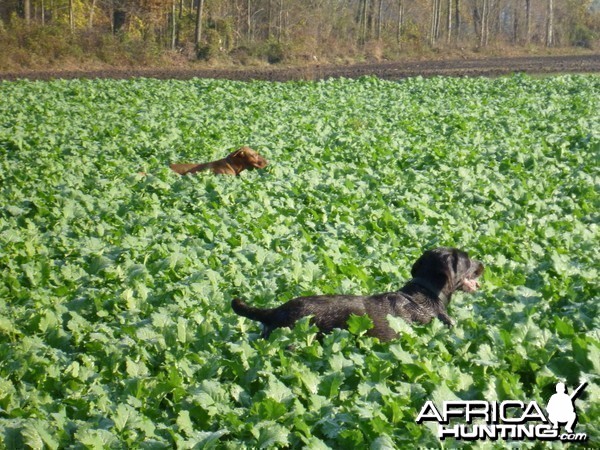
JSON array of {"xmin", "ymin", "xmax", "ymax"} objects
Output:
[{"xmin": 0, "ymin": 74, "xmax": 598, "ymax": 448}]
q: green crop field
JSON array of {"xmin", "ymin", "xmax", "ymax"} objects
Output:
[{"xmin": 0, "ymin": 74, "xmax": 598, "ymax": 449}]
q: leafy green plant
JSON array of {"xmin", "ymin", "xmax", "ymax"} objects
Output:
[{"xmin": 0, "ymin": 74, "xmax": 598, "ymax": 448}]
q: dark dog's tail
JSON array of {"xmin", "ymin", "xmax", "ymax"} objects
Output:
[{"xmin": 231, "ymin": 298, "xmax": 273, "ymax": 324}]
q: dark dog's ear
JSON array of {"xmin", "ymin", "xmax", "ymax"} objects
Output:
[
  {"xmin": 438, "ymin": 263, "xmax": 454, "ymax": 288},
  {"xmin": 448, "ymin": 249, "xmax": 460, "ymax": 276},
  {"xmin": 452, "ymin": 249, "xmax": 475, "ymax": 278},
  {"xmin": 410, "ymin": 249, "xmax": 439, "ymax": 277},
  {"xmin": 410, "ymin": 254, "xmax": 425, "ymax": 277},
  {"xmin": 411, "ymin": 249, "xmax": 454, "ymax": 289}
]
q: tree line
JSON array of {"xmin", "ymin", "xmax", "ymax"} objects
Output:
[{"xmin": 1, "ymin": 0, "xmax": 598, "ymax": 66}]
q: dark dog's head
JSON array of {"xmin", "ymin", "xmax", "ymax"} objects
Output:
[
  {"xmin": 228, "ymin": 146, "xmax": 268, "ymax": 170},
  {"xmin": 411, "ymin": 247, "xmax": 484, "ymax": 295}
]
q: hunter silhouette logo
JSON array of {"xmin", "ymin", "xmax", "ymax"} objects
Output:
[
  {"xmin": 416, "ymin": 380, "xmax": 588, "ymax": 442},
  {"xmin": 546, "ymin": 381, "xmax": 587, "ymax": 434}
]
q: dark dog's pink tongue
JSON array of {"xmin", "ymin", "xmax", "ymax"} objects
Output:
[{"xmin": 462, "ymin": 278, "xmax": 480, "ymax": 292}]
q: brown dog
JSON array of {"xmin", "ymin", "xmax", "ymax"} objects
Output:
[{"xmin": 170, "ymin": 147, "xmax": 268, "ymax": 176}]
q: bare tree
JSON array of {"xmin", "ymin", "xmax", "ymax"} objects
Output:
[
  {"xmin": 195, "ymin": 0, "xmax": 205, "ymax": 49},
  {"xmin": 267, "ymin": 0, "xmax": 272, "ymax": 37},
  {"xmin": 431, "ymin": 0, "xmax": 442, "ymax": 46},
  {"xmin": 546, "ymin": 0, "xmax": 554, "ymax": 46},
  {"xmin": 481, "ymin": 0, "xmax": 487, "ymax": 46},
  {"xmin": 377, "ymin": 0, "xmax": 383, "ymax": 40},
  {"xmin": 23, "ymin": 0, "xmax": 31, "ymax": 25},
  {"xmin": 171, "ymin": 0, "xmax": 176, "ymax": 49},
  {"xmin": 473, "ymin": 0, "xmax": 492, "ymax": 47},
  {"xmin": 447, "ymin": 0, "xmax": 453, "ymax": 43},
  {"xmin": 89, "ymin": 0, "xmax": 97, "ymax": 29},
  {"xmin": 511, "ymin": 0, "xmax": 518, "ymax": 43},
  {"xmin": 365, "ymin": 0, "xmax": 371, "ymax": 44},
  {"xmin": 455, "ymin": 0, "xmax": 461, "ymax": 38},
  {"xmin": 176, "ymin": 0, "xmax": 183, "ymax": 46},
  {"xmin": 69, "ymin": 0, "xmax": 74, "ymax": 32},
  {"xmin": 244, "ymin": 0, "xmax": 251, "ymax": 40},
  {"xmin": 396, "ymin": 0, "xmax": 404, "ymax": 45},
  {"xmin": 357, "ymin": 0, "xmax": 369, "ymax": 45},
  {"xmin": 278, "ymin": 0, "xmax": 284, "ymax": 41},
  {"xmin": 525, "ymin": 0, "xmax": 531, "ymax": 43}
]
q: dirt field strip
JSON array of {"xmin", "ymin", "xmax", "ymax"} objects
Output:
[{"xmin": 1, "ymin": 54, "xmax": 599, "ymax": 82}]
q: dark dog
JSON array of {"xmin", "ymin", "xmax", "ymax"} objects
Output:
[
  {"xmin": 232, "ymin": 247, "xmax": 484, "ymax": 341},
  {"xmin": 170, "ymin": 146, "xmax": 268, "ymax": 176}
]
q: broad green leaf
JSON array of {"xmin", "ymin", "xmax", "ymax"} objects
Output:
[
  {"xmin": 253, "ymin": 422, "xmax": 290, "ymax": 449},
  {"xmin": 347, "ymin": 314, "xmax": 373, "ymax": 336},
  {"xmin": 176, "ymin": 410, "xmax": 194, "ymax": 437}
]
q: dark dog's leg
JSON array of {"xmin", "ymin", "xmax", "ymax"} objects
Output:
[
  {"xmin": 261, "ymin": 325, "xmax": 274, "ymax": 338},
  {"xmin": 437, "ymin": 311, "xmax": 454, "ymax": 327}
]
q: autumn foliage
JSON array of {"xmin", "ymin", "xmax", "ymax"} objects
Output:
[{"xmin": 1, "ymin": 0, "xmax": 598, "ymax": 70}]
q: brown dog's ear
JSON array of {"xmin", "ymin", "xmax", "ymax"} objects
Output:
[{"xmin": 230, "ymin": 147, "xmax": 251, "ymax": 159}]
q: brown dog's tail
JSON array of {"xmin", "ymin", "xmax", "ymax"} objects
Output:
[{"xmin": 231, "ymin": 298, "xmax": 274, "ymax": 324}]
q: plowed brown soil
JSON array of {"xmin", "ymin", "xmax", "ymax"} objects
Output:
[{"xmin": 1, "ymin": 54, "xmax": 599, "ymax": 82}]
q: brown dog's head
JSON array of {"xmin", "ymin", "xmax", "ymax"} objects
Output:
[
  {"xmin": 411, "ymin": 247, "xmax": 484, "ymax": 295},
  {"xmin": 228, "ymin": 146, "xmax": 268, "ymax": 170}
]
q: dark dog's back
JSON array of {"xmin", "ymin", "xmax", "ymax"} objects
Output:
[{"xmin": 233, "ymin": 295, "xmax": 369, "ymax": 337}]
